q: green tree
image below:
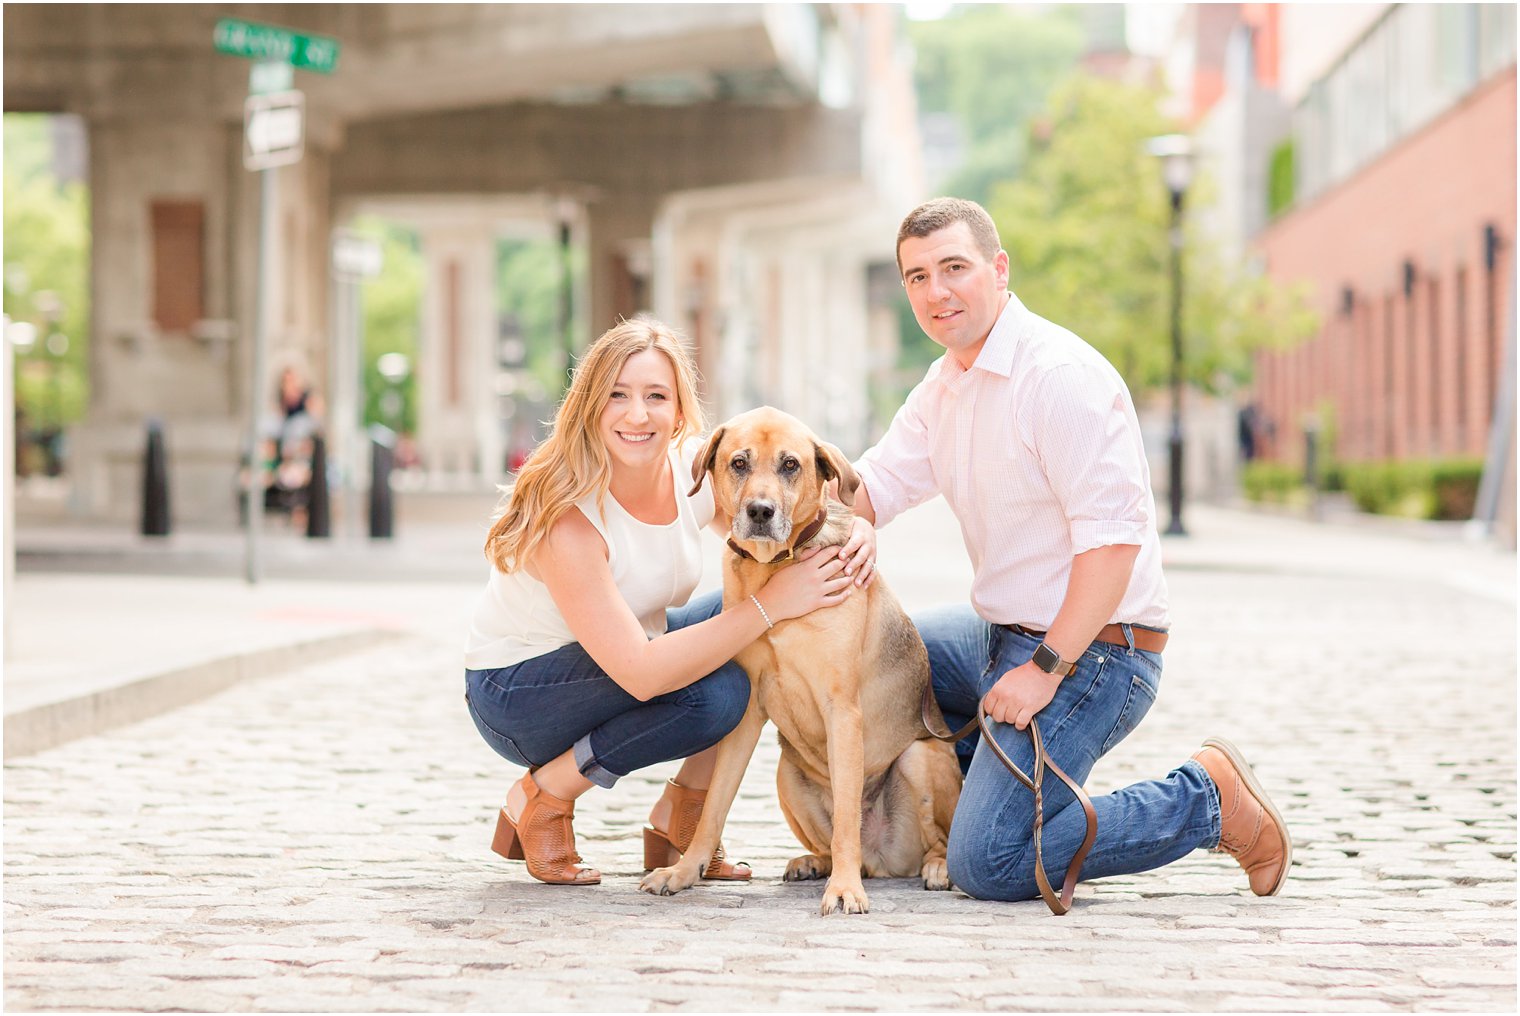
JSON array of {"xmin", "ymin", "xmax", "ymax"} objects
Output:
[
  {"xmin": 3, "ymin": 114, "xmax": 91, "ymax": 433},
  {"xmin": 357, "ymin": 218, "xmax": 423, "ymax": 433},
  {"xmin": 497, "ymin": 237, "xmax": 586, "ymax": 403},
  {"xmin": 908, "ymin": 6, "xmax": 1086, "ymax": 204},
  {"xmin": 987, "ymin": 75, "xmax": 1316, "ymax": 394}
]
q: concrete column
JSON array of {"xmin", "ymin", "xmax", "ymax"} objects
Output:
[
  {"xmin": 586, "ymin": 198, "xmax": 657, "ymax": 335},
  {"xmin": 416, "ymin": 224, "xmax": 498, "ymax": 484}
]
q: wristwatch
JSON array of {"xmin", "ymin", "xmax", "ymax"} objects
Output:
[{"xmin": 1031, "ymin": 641, "xmax": 1077, "ymax": 677}]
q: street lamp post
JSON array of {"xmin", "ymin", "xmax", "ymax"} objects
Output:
[{"xmin": 1147, "ymin": 134, "xmax": 1194, "ymax": 537}]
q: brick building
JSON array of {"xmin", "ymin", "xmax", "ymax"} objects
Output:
[{"xmin": 1252, "ymin": 4, "xmax": 1516, "ymax": 469}]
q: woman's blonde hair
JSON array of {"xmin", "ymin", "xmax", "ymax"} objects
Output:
[{"xmin": 484, "ymin": 317, "xmax": 706, "ymax": 573}]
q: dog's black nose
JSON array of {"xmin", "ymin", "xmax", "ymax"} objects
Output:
[{"xmin": 746, "ymin": 501, "xmax": 775, "ymax": 524}]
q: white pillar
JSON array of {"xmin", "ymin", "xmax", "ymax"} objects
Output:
[{"xmin": 416, "ymin": 224, "xmax": 500, "ymax": 486}]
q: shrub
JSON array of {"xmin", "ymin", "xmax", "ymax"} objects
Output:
[
  {"xmin": 1267, "ymin": 141, "xmax": 1295, "ymax": 219},
  {"xmin": 1342, "ymin": 458, "xmax": 1484, "ymax": 520},
  {"xmin": 1430, "ymin": 458, "xmax": 1484, "ymax": 520},
  {"xmin": 1241, "ymin": 461, "xmax": 1303, "ymax": 504}
]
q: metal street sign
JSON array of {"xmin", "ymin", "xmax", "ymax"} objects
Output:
[
  {"xmin": 214, "ymin": 18, "xmax": 339, "ymax": 75},
  {"xmin": 332, "ymin": 231, "xmax": 384, "ymax": 279},
  {"xmin": 249, "ymin": 59, "xmax": 294, "ymax": 96},
  {"xmin": 243, "ymin": 91, "xmax": 305, "ymax": 171}
]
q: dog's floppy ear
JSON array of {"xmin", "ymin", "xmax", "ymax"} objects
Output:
[
  {"xmin": 814, "ymin": 441, "xmax": 861, "ymax": 508},
  {"xmin": 687, "ymin": 427, "xmax": 726, "ymax": 497}
]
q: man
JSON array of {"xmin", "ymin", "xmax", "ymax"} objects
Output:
[{"xmin": 846, "ymin": 197, "xmax": 1290, "ymax": 903}]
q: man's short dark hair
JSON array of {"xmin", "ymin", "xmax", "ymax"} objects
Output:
[{"xmin": 896, "ymin": 197, "xmax": 1002, "ymax": 274}]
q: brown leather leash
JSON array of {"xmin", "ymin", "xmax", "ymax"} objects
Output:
[{"xmin": 921, "ymin": 686, "xmax": 1097, "ymax": 915}]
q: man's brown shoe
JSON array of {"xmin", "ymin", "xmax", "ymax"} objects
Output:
[{"xmin": 1192, "ymin": 737, "xmax": 1292, "ymax": 896}]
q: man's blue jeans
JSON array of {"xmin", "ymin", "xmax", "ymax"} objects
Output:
[
  {"xmin": 464, "ymin": 590, "xmax": 750, "ymax": 788},
  {"xmin": 914, "ymin": 604, "xmax": 1221, "ymax": 902}
]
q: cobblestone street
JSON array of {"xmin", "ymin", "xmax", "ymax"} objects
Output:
[{"xmin": 4, "ymin": 506, "xmax": 1516, "ymax": 1011}]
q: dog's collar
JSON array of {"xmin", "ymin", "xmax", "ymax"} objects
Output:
[{"xmin": 727, "ymin": 507, "xmax": 829, "ymax": 565}]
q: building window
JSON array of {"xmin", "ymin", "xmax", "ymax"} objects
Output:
[
  {"xmin": 1486, "ymin": 245, "xmax": 1503, "ymax": 427},
  {"xmin": 150, "ymin": 199, "xmax": 204, "ymax": 333},
  {"xmin": 1295, "ymin": 4, "xmax": 1513, "ymax": 203},
  {"xmin": 1479, "ymin": 4, "xmax": 1517, "ymax": 78},
  {"xmin": 1384, "ymin": 293, "xmax": 1396, "ymax": 458},
  {"xmin": 1427, "ymin": 276, "xmax": 1441, "ymax": 453},
  {"xmin": 1454, "ymin": 266, "xmax": 1468, "ymax": 446}
]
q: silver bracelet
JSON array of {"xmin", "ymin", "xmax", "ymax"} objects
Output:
[{"xmin": 749, "ymin": 593, "xmax": 774, "ymax": 630}]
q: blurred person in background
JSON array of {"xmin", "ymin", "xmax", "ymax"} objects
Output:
[
  {"xmin": 840, "ymin": 197, "xmax": 1292, "ymax": 904},
  {"xmin": 256, "ymin": 364, "xmax": 324, "ymax": 528},
  {"xmin": 465, "ymin": 318, "xmax": 857, "ymax": 885}
]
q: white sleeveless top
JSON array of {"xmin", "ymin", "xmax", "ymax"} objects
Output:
[{"xmin": 463, "ymin": 439, "xmax": 715, "ymax": 670}]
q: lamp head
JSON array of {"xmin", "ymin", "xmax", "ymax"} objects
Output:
[{"xmin": 1146, "ymin": 134, "xmax": 1195, "ymax": 198}]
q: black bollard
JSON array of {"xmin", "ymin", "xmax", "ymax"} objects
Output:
[
  {"xmin": 369, "ymin": 430, "xmax": 395, "ymax": 539},
  {"xmin": 141, "ymin": 420, "xmax": 171, "ymax": 537},
  {"xmin": 306, "ymin": 433, "xmax": 331, "ymax": 538}
]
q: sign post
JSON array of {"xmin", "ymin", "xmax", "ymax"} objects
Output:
[{"xmin": 215, "ymin": 18, "xmax": 339, "ymax": 583}]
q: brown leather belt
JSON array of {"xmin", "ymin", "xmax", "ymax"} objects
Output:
[{"xmin": 1006, "ymin": 622, "xmax": 1169, "ymax": 656}]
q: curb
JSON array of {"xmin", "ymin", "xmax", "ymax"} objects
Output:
[{"xmin": 3, "ymin": 629, "xmax": 404, "ymax": 760}]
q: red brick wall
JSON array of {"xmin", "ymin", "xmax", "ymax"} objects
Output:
[{"xmin": 1253, "ymin": 67, "xmax": 1516, "ymax": 466}]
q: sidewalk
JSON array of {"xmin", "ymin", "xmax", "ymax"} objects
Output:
[
  {"xmin": 4, "ymin": 499, "xmax": 1515, "ymax": 1010},
  {"xmin": 5, "ymin": 497, "xmax": 494, "ymax": 758}
]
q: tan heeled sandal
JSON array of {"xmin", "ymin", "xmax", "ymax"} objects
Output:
[
  {"xmin": 642, "ymin": 778, "xmax": 752, "ymax": 881},
  {"xmin": 492, "ymin": 774, "xmax": 601, "ymax": 886}
]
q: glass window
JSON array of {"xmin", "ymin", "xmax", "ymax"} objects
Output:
[
  {"xmin": 1479, "ymin": 4, "xmax": 1517, "ymax": 79},
  {"xmin": 1295, "ymin": 4, "xmax": 1509, "ymax": 198},
  {"xmin": 1436, "ymin": 5, "xmax": 1479, "ymax": 97}
]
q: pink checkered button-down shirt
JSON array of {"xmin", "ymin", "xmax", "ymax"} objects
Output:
[{"xmin": 856, "ymin": 292, "xmax": 1170, "ymax": 631}]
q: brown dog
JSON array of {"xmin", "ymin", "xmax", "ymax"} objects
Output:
[{"xmin": 638, "ymin": 407, "xmax": 962, "ymax": 915}]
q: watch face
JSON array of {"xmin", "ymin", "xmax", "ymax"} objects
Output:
[
  {"xmin": 1033, "ymin": 642, "xmax": 1060, "ymax": 673},
  {"xmin": 1033, "ymin": 642, "xmax": 1073, "ymax": 676}
]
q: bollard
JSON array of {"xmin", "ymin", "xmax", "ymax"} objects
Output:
[
  {"xmin": 306, "ymin": 433, "xmax": 331, "ymax": 538},
  {"xmin": 368, "ymin": 428, "xmax": 395, "ymax": 539},
  {"xmin": 141, "ymin": 420, "xmax": 170, "ymax": 537}
]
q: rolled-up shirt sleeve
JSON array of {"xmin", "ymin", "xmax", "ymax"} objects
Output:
[
  {"xmin": 1027, "ymin": 363, "xmax": 1153, "ymax": 553},
  {"xmin": 855, "ymin": 376, "xmax": 940, "ymax": 528}
]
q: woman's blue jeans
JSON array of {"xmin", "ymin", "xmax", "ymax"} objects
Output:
[
  {"xmin": 464, "ymin": 590, "xmax": 750, "ymax": 789},
  {"xmin": 913, "ymin": 604, "xmax": 1221, "ymax": 902}
]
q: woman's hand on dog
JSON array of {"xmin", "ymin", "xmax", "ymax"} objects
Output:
[
  {"xmin": 760, "ymin": 546, "xmax": 854, "ymax": 621},
  {"xmin": 839, "ymin": 517, "xmax": 879, "ymax": 588}
]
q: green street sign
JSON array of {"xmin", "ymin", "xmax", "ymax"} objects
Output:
[{"xmin": 213, "ymin": 18, "xmax": 339, "ymax": 75}]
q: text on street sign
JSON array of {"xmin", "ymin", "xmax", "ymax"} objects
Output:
[{"xmin": 214, "ymin": 18, "xmax": 339, "ymax": 75}]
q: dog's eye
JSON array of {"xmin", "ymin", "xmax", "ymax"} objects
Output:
[
  {"xmin": 729, "ymin": 456, "xmax": 748, "ymax": 473},
  {"xmin": 781, "ymin": 457, "xmax": 800, "ymax": 473}
]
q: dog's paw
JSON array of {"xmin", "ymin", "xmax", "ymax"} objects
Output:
[
  {"xmin": 921, "ymin": 856, "xmax": 952, "ymax": 891},
  {"xmin": 639, "ymin": 862, "xmax": 700, "ymax": 897},
  {"xmin": 819, "ymin": 879, "xmax": 870, "ymax": 916},
  {"xmin": 783, "ymin": 853, "xmax": 830, "ymax": 882}
]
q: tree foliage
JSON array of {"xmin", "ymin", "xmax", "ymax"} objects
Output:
[
  {"xmin": 908, "ymin": 6, "xmax": 1086, "ymax": 204},
  {"xmin": 356, "ymin": 217, "xmax": 424, "ymax": 434},
  {"xmin": 988, "ymin": 75, "xmax": 1317, "ymax": 394},
  {"xmin": 4, "ymin": 114, "xmax": 91, "ymax": 430}
]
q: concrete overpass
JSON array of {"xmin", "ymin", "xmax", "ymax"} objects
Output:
[{"xmin": 4, "ymin": 3, "xmax": 923, "ymax": 524}]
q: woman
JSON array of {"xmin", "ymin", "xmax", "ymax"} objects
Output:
[{"xmin": 465, "ymin": 318, "xmax": 856, "ymax": 886}]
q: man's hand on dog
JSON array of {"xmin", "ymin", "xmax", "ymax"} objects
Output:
[
  {"xmin": 838, "ymin": 516, "xmax": 879, "ymax": 588},
  {"xmin": 983, "ymin": 662, "xmax": 1064, "ymax": 730}
]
